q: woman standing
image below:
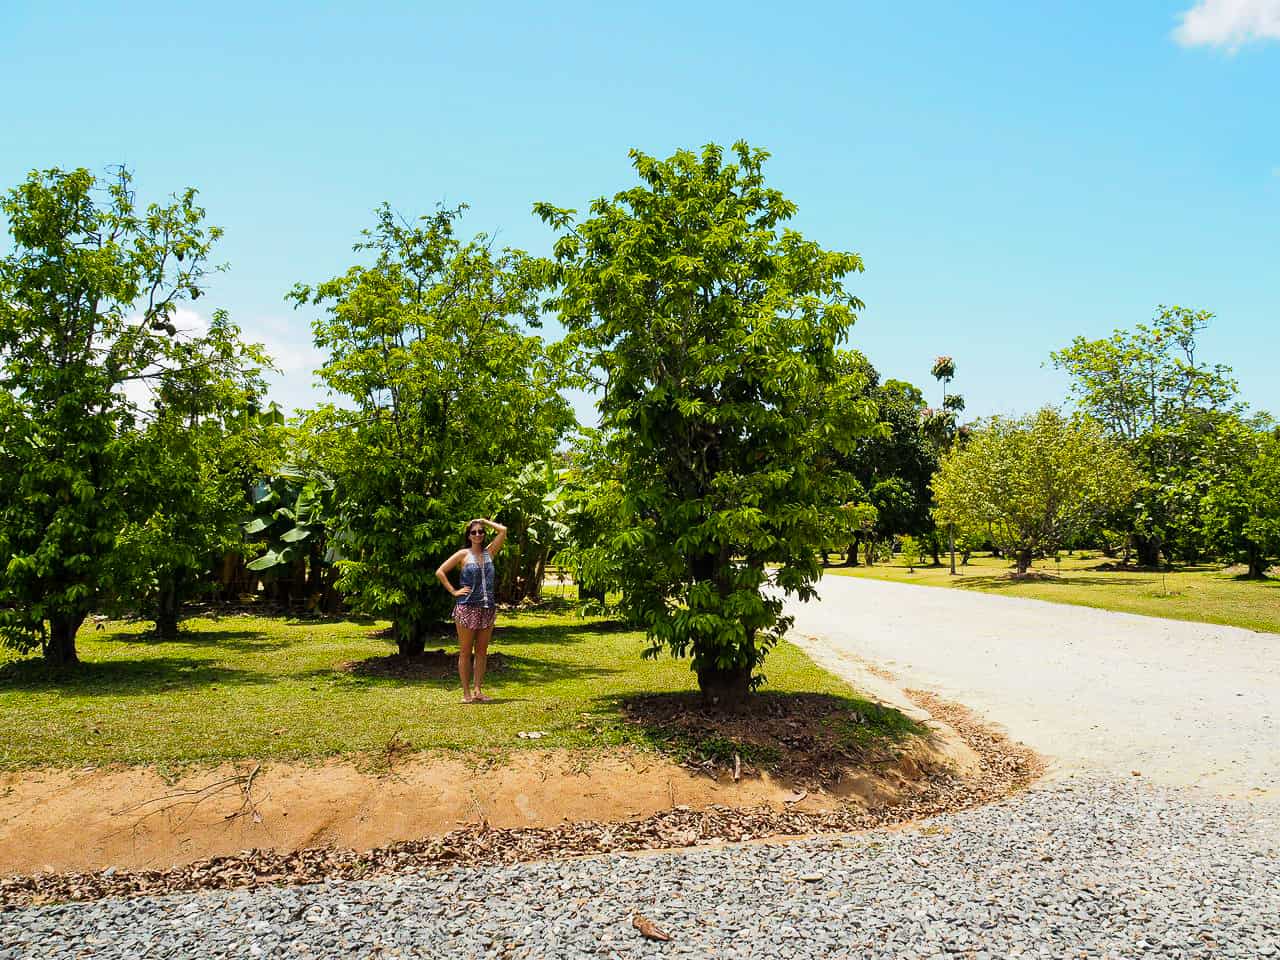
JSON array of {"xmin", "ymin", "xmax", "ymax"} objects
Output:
[{"xmin": 435, "ymin": 517, "xmax": 507, "ymax": 703}]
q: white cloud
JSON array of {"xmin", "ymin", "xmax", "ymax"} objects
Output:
[
  {"xmin": 1174, "ymin": 0, "xmax": 1280, "ymax": 49},
  {"xmin": 245, "ymin": 314, "xmax": 327, "ymax": 415},
  {"xmin": 168, "ymin": 307, "xmax": 208, "ymax": 337}
]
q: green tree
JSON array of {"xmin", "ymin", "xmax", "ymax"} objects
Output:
[
  {"xmin": 932, "ymin": 408, "xmax": 1138, "ymax": 575},
  {"xmin": 1050, "ymin": 306, "xmax": 1236, "ymax": 441},
  {"xmin": 536, "ymin": 141, "xmax": 878, "ymax": 705},
  {"xmin": 1051, "ymin": 305, "xmax": 1239, "ymax": 565},
  {"xmin": 816, "ymin": 352, "xmax": 933, "ymax": 567},
  {"xmin": 865, "ymin": 478, "xmax": 916, "ymax": 566},
  {"xmin": 898, "ymin": 535, "xmax": 924, "ymax": 573},
  {"xmin": 492, "ymin": 459, "xmax": 564, "ymax": 604},
  {"xmin": 110, "ymin": 381, "xmax": 275, "ymax": 638},
  {"xmin": 1198, "ymin": 420, "xmax": 1280, "ymax": 578},
  {"xmin": 0, "ymin": 167, "xmax": 265, "ymax": 664},
  {"xmin": 289, "ymin": 204, "xmax": 572, "ymax": 656}
]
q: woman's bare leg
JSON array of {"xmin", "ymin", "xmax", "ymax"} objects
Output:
[
  {"xmin": 472, "ymin": 624, "xmax": 494, "ymax": 700},
  {"xmin": 456, "ymin": 623, "xmax": 477, "ymax": 702}
]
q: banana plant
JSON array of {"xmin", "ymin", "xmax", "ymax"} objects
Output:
[{"xmin": 243, "ymin": 466, "xmax": 342, "ymax": 609}]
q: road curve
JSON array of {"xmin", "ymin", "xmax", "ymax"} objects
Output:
[{"xmin": 782, "ymin": 575, "xmax": 1280, "ymax": 800}]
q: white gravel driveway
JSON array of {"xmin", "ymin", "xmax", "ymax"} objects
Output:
[{"xmin": 784, "ymin": 576, "xmax": 1280, "ymax": 800}]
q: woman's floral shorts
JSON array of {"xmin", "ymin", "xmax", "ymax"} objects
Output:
[{"xmin": 454, "ymin": 604, "xmax": 496, "ymax": 631}]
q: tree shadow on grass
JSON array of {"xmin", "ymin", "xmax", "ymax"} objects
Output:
[
  {"xmin": 348, "ymin": 614, "xmax": 632, "ymax": 652},
  {"xmin": 492, "ymin": 616, "xmax": 634, "ymax": 647},
  {"xmin": 101, "ymin": 628, "xmax": 293, "ymax": 654},
  {"xmin": 0, "ymin": 656, "xmax": 275, "ymax": 696},
  {"xmin": 953, "ymin": 574, "xmax": 1147, "ymax": 591},
  {"xmin": 319, "ymin": 648, "xmax": 624, "ymax": 689},
  {"xmin": 178, "ymin": 604, "xmax": 378, "ymax": 627}
]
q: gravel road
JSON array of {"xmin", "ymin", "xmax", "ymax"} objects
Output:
[
  {"xmin": 785, "ymin": 576, "xmax": 1280, "ymax": 799},
  {"xmin": 5, "ymin": 779, "xmax": 1277, "ymax": 959}
]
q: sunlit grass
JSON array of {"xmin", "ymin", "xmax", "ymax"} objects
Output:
[
  {"xmin": 827, "ymin": 553, "xmax": 1280, "ymax": 634},
  {"xmin": 0, "ymin": 606, "xmax": 880, "ymax": 770}
]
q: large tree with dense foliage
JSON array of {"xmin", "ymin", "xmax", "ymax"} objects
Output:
[
  {"xmin": 1051, "ymin": 306, "xmax": 1239, "ymax": 565},
  {"xmin": 536, "ymin": 141, "xmax": 878, "ymax": 704},
  {"xmin": 290, "ymin": 204, "xmax": 573, "ymax": 656},
  {"xmin": 0, "ymin": 167, "xmax": 265, "ymax": 664},
  {"xmin": 932, "ymin": 408, "xmax": 1138, "ymax": 575}
]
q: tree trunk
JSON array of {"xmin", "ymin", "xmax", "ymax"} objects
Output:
[
  {"xmin": 45, "ymin": 612, "xmax": 85, "ymax": 666},
  {"xmin": 532, "ymin": 550, "xmax": 547, "ymax": 600},
  {"xmin": 844, "ymin": 539, "xmax": 859, "ymax": 567},
  {"xmin": 291, "ymin": 557, "xmax": 308, "ymax": 608},
  {"xmin": 306, "ymin": 541, "xmax": 325, "ymax": 595},
  {"xmin": 864, "ymin": 539, "xmax": 875, "ymax": 567},
  {"xmin": 1246, "ymin": 545, "xmax": 1267, "ymax": 579},
  {"xmin": 696, "ymin": 662, "xmax": 752, "ymax": 709},
  {"xmin": 394, "ymin": 620, "xmax": 426, "ymax": 657},
  {"xmin": 1133, "ymin": 534, "xmax": 1160, "ymax": 568},
  {"xmin": 219, "ymin": 551, "xmax": 241, "ymax": 602},
  {"xmin": 948, "ymin": 526, "xmax": 957, "ymax": 576},
  {"xmin": 155, "ymin": 579, "xmax": 180, "ymax": 640},
  {"xmin": 1015, "ymin": 548, "xmax": 1032, "ymax": 576}
]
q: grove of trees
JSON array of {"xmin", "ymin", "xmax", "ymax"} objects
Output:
[{"xmin": 1, "ymin": 155, "xmax": 1276, "ymax": 702}]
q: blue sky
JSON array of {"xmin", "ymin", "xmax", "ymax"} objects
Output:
[{"xmin": 2, "ymin": 1, "xmax": 1277, "ymax": 421}]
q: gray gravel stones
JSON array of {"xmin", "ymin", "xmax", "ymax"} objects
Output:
[{"xmin": 4, "ymin": 777, "xmax": 1277, "ymax": 959}]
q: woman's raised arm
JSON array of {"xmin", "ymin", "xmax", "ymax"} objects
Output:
[{"xmin": 483, "ymin": 518, "xmax": 508, "ymax": 557}]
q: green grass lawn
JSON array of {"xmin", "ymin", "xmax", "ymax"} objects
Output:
[
  {"xmin": 0, "ymin": 605, "xmax": 891, "ymax": 771},
  {"xmin": 827, "ymin": 553, "xmax": 1280, "ymax": 634}
]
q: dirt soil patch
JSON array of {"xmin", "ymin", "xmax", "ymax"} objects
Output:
[
  {"xmin": 337, "ymin": 650, "xmax": 508, "ymax": 680},
  {"xmin": 619, "ymin": 691, "xmax": 925, "ymax": 788},
  {"xmin": 0, "ymin": 691, "xmax": 1041, "ymax": 908}
]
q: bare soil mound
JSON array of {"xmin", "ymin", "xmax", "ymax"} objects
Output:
[{"xmin": 620, "ymin": 691, "xmax": 923, "ymax": 788}]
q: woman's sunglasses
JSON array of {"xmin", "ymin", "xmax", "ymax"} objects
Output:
[{"xmin": 468, "ymin": 529, "xmax": 484, "ymax": 537}]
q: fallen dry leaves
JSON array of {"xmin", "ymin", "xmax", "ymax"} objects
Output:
[{"xmin": 632, "ymin": 913, "xmax": 673, "ymax": 941}]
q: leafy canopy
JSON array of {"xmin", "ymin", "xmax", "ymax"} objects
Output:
[
  {"xmin": 932, "ymin": 408, "xmax": 1138, "ymax": 574},
  {"xmin": 0, "ymin": 167, "xmax": 266, "ymax": 663},
  {"xmin": 1051, "ymin": 306, "xmax": 1243, "ymax": 565},
  {"xmin": 536, "ymin": 141, "xmax": 878, "ymax": 701},
  {"xmin": 1051, "ymin": 305, "xmax": 1237, "ymax": 441}
]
